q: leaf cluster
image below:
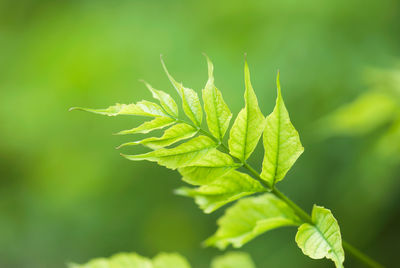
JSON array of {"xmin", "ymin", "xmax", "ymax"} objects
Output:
[
  {"xmin": 69, "ymin": 251, "xmax": 255, "ymax": 268},
  {"xmin": 71, "ymin": 56, "xmax": 346, "ymax": 267}
]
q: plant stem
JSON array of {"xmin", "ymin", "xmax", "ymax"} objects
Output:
[
  {"xmin": 180, "ymin": 119, "xmax": 385, "ymax": 268},
  {"xmin": 272, "ymin": 189, "xmax": 385, "ymax": 268},
  {"xmin": 342, "ymin": 241, "xmax": 385, "ymax": 268}
]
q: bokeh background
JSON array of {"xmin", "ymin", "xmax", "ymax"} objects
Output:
[{"xmin": 1, "ymin": 0, "xmax": 399, "ymax": 267}]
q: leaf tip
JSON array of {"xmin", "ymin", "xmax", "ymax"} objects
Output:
[
  {"xmin": 203, "ymin": 53, "xmax": 214, "ymax": 83},
  {"xmin": 68, "ymin": 107, "xmax": 80, "ymax": 112},
  {"xmin": 276, "ymin": 70, "xmax": 282, "ymax": 97},
  {"xmin": 160, "ymin": 54, "xmax": 168, "ymax": 72},
  {"xmin": 173, "ymin": 187, "xmax": 187, "ymax": 196}
]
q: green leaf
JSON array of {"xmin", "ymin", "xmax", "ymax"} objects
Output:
[
  {"xmin": 206, "ymin": 193, "xmax": 301, "ymax": 249},
  {"xmin": 295, "ymin": 205, "xmax": 345, "ymax": 268},
  {"xmin": 68, "ymin": 252, "xmax": 153, "ymax": 268},
  {"xmin": 152, "ymin": 253, "xmax": 191, "ymax": 268},
  {"xmin": 202, "ymin": 55, "xmax": 232, "ymax": 140},
  {"xmin": 210, "ymin": 252, "xmax": 255, "ymax": 268},
  {"xmin": 375, "ymin": 118, "xmax": 400, "ymax": 158},
  {"xmin": 121, "ymin": 136, "xmax": 217, "ymax": 169},
  {"xmin": 141, "ymin": 80, "xmax": 179, "ymax": 117},
  {"xmin": 116, "ymin": 117, "xmax": 176, "ymax": 135},
  {"xmin": 261, "ymin": 72, "xmax": 303, "ymax": 186},
  {"xmin": 228, "ymin": 61, "xmax": 265, "ymax": 161},
  {"xmin": 179, "ymin": 148, "xmax": 241, "ymax": 186},
  {"xmin": 69, "ymin": 252, "xmax": 191, "ymax": 268},
  {"xmin": 70, "ymin": 101, "xmax": 168, "ymax": 117},
  {"xmin": 161, "ymin": 57, "xmax": 203, "ymax": 126},
  {"xmin": 176, "ymin": 170, "xmax": 264, "ymax": 213},
  {"xmin": 118, "ymin": 123, "xmax": 198, "ymax": 149},
  {"xmin": 320, "ymin": 90, "xmax": 398, "ymax": 137}
]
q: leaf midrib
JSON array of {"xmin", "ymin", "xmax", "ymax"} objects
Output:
[
  {"xmin": 272, "ymin": 100, "xmax": 281, "ymax": 186},
  {"xmin": 212, "ymin": 87, "xmax": 223, "ymax": 140},
  {"xmin": 312, "ymin": 220, "xmax": 341, "ymax": 266}
]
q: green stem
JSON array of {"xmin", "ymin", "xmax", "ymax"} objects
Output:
[
  {"xmin": 342, "ymin": 241, "xmax": 385, "ymax": 268},
  {"xmin": 271, "ymin": 188, "xmax": 312, "ymax": 223},
  {"xmin": 178, "ymin": 118, "xmax": 385, "ymax": 268}
]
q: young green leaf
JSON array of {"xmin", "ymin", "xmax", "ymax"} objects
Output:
[
  {"xmin": 202, "ymin": 55, "xmax": 232, "ymax": 141},
  {"xmin": 176, "ymin": 170, "xmax": 264, "ymax": 213},
  {"xmin": 178, "ymin": 148, "xmax": 241, "ymax": 185},
  {"xmin": 68, "ymin": 252, "xmax": 191, "ymax": 268},
  {"xmin": 68, "ymin": 252, "xmax": 153, "ymax": 268},
  {"xmin": 70, "ymin": 101, "xmax": 168, "ymax": 117},
  {"xmin": 152, "ymin": 253, "xmax": 191, "ymax": 268},
  {"xmin": 69, "ymin": 251, "xmax": 257, "ymax": 268},
  {"xmin": 141, "ymin": 80, "xmax": 179, "ymax": 117},
  {"xmin": 228, "ymin": 61, "xmax": 265, "ymax": 161},
  {"xmin": 116, "ymin": 117, "xmax": 176, "ymax": 135},
  {"xmin": 295, "ymin": 205, "xmax": 345, "ymax": 268},
  {"xmin": 206, "ymin": 193, "xmax": 301, "ymax": 249},
  {"xmin": 118, "ymin": 123, "xmax": 198, "ymax": 149},
  {"xmin": 121, "ymin": 135, "xmax": 216, "ymax": 169},
  {"xmin": 261, "ymin": 72, "xmax": 303, "ymax": 186},
  {"xmin": 161, "ymin": 57, "xmax": 203, "ymax": 126},
  {"xmin": 211, "ymin": 252, "xmax": 255, "ymax": 268}
]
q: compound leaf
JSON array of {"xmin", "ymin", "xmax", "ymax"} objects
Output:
[
  {"xmin": 176, "ymin": 170, "xmax": 264, "ymax": 213},
  {"xmin": 116, "ymin": 117, "xmax": 176, "ymax": 135},
  {"xmin": 228, "ymin": 61, "xmax": 265, "ymax": 161},
  {"xmin": 295, "ymin": 205, "xmax": 344, "ymax": 268},
  {"xmin": 118, "ymin": 123, "xmax": 198, "ymax": 149},
  {"xmin": 261, "ymin": 72, "xmax": 303, "ymax": 186},
  {"xmin": 211, "ymin": 252, "xmax": 255, "ymax": 268},
  {"xmin": 202, "ymin": 55, "xmax": 232, "ymax": 141},
  {"xmin": 121, "ymin": 136, "xmax": 216, "ymax": 169},
  {"xmin": 161, "ymin": 58, "xmax": 203, "ymax": 126},
  {"xmin": 70, "ymin": 101, "xmax": 168, "ymax": 117},
  {"xmin": 206, "ymin": 193, "xmax": 301, "ymax": 249},
  {"xmin": 142, "ymin": 80, "xmax": 179, "ymax": 117}
]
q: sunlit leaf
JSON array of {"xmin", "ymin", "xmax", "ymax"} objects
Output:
[
  {"xmin": 118, "ymin": 123, "xmax": 198, "ymax": 149},
  {"xmin": 161, "ymin": 57, "xmax": 203, "ymax": 126},
  {"xmin": 210, "ymin": 252, "xmax": 255, "ymax": 268},
  {"xmin": 179, "ymin": 148, "xmax": 241, "ymax": 186},
  {"xmin": 176, "ymin": 170, "xmax": 265, "ymax": 213},
  {"xmin": 228, "ymin": 61, "xmax": 265, "ymax": 161},
  {"xmin": 121, "ymin": 136, "xmax": 216, "ymax": 169},
  {"xmin": 116, "ymin": 117, "xmax": 176, "ymax": 135},
  {"xmin": 70, "ymin": 101, "xmax": 168, "ymax": 117},
  {"xmin": 202, "ymin": 55, "xmax": 232, "ymax": 141},
  {"xmin": 142, "ymin": 80, "xmax": 179, "ymax": 117},
  {"xmin": 206, "ymin": 193, "xmax": 301, "ymax": 249},
  {"xmin": 261, "ymin": 72, "xmax": 304, "ymax": 186},
  {"xmin": 68, "ymin": 252, "xmax": 153, "ymax": 268},
  {"xmin": 295, "ymin": 205, "xmax": 344, "ymax": 268},
  {"xmin": 68, "ymin": 252, "xmax": 191, "ymax": 268},
  {"xmin": 152, "ymin": 253, "xmax": 191, "ymax": 268}
]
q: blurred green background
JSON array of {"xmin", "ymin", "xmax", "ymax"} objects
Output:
[{"xmin": 0, "ymin": 0, "xmax": 399, "ymax": 267}]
